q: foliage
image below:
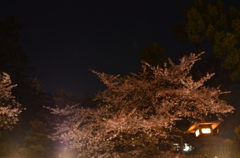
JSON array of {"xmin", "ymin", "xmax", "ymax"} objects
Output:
[
  {"xmin": 52, "ymin": 88, "xmax": 81, "ymax": 108},
  {"xmin": 0, "ymin": 72, "xmax": 23, "ymax": 129},
  {"xmin": 0, "ymin": 15, "xmax": 37, "ymax": 120},
  {"xmin": 18, "ymin": 119, "xmax": 57, "ymax": 158},
  {"xmin": 47, "ymin": 52, "xmax": 234, "ymax": 157},
  {"xmin": 173, "ymin": 0, "xmax": 240, "ymax": 80},
  {"xmin": 79, "ymin": 91, "xmax": 99, "ymax": 108},
  {"xmin": 140, "ymin": 43, "xmax": 165, "ymax": 67},
  {"xmin": 0, "ymin": 15, "xmax": 34, "ymax": 77},
  {"xmin": 0, "ymin": 76, "xmax": 56, "ymax": 157},
  {"xmin": 0, "ymin": 15, "xmax": 57, "ymax": 157}
]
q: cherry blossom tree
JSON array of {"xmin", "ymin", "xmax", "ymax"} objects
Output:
[
  {"xmin": 48, "ymin": 52, "xmax": 234, "ymax": 157},
  {"xmin": 0, "ymin": 72, "xmax": 23, "ymax": 129}
]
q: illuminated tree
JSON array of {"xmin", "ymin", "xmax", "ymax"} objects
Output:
[
  {"xmin": 48, "ymin": 52, "xmax": 234, "ymax": 157},
  {"xmin": 0, "ymin": 72, "xmax": 23, "ymax": 129}
]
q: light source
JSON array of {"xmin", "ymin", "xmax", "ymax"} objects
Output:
[
  {"xmin": 195, "ymin": 129, "xmax": 200, "ymax": 137},
  {"xmin": 194, "ymin": 125, "xmax": 212, "ymax": 137},
  {"xmin": 201, "ymin": 127, "xmax": 211, "ymax": 134},
  {"xmin": 187, "ymin": 121, "xmax": 221, "ymax": 137}
]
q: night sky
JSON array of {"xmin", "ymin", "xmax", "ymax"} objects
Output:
[{"xmin": 1, "ymin": 0, "xmax": 240, "ymax": 97}]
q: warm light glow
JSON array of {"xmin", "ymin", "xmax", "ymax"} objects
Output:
[
  {"xmin": 195, "ymin": 129, "xmax": 200, "ymax": 137},
  {"xmin": 183, "ymin": 143, "xmax": 193, "ymax": 152},
  {"xmin": 201, "ymin": 128, "xmax": 211, "ymax": 134}
]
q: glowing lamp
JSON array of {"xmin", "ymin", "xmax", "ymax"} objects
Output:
[
  {"xmin": 201, "ymin": 128, "xmax": 211, "ymax": 134},
  {"xmin": 195, "ymin": 129, "xmax": 200, "ymax": 137},
  {"xmin": 187, "ymin": 121, "xmax": 221, "ymax": 137}
]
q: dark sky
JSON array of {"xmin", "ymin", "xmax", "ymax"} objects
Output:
[{"xmin": 1, "ymin": 0, "xmax": 240, "ymax": 97}]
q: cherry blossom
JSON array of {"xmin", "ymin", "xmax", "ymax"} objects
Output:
[
  {"xmin": 0, "ymin": 72, "xmax": 23, "ymax": 129},
  {"xmin": 48, "ymin": 52, "xmax": 234, "ymax": 157}
]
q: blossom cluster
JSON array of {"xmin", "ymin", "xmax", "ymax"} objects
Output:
[
  {"xmin": 48, "ymin": 52, "xmax": 234, "ymax": 157},
  {"xmin": 0, "ymin": 72, "xmax": 23, "ymax": 129}
]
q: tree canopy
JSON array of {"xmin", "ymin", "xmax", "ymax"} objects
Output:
[
  {"xmin": 173, "ymin": 0, "xmax": 240, "ymax": 80},
  {"xmin": 47, "ymin": 52, "xmax": 234, "ymax": 158},
  {"xmin": 0, "ymin": 16, "xmax": 33, "ymax": 77},
  {"xmin": 140, "ymin": 43, "xmax": 165, "ymax": 67}
]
